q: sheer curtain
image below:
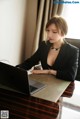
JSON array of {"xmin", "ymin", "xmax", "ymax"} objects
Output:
[{"xmin": 61, "ymin": 3, "xmax": 80, "ymax": 39}]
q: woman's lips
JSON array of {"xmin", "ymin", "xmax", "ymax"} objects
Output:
[
  {"xmin": 48, "ymin": 39, "xmax": 53, "ymax": 41},
  {"xmin": 48, "ymin": 39, "xmax": 54, "ymax": 41}
]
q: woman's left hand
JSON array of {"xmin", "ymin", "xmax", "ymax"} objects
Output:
[
  {"xmin": 31, "ymin": 69, "xmax": 57, "ymax": 75},
  {"xmin": 31, "ymin": 69, "xmax": 49, "ymax": 74}
]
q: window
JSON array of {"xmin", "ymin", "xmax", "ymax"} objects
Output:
[{"xmin": 61, "ymin": 3, "xmax": 80, "ymax": 39}]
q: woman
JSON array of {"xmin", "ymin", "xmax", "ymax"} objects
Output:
[{"xmin": 16, "ymin": 15, "xmax": 79, "ymax": 81}]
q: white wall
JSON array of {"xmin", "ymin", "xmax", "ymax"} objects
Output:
[{"xmin": 0, "ymin": 0, "xmax": 27, "ymax": 65}]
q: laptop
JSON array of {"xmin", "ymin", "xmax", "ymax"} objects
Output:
[{"xmin": 0, "ymin": 62, "xmax": 46, "ymax": 95}]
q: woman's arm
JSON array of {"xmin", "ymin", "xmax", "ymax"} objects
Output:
[
  {"xmin": 16, "ymin": 41, "xmax": 45, "ymax": 70},
  {"xmin": 31, "ymin": 69, "xmax": 57, "ymax": 75},
  {"xmin": 31, "ymin": 46, "xmax": 79, "ymax": 81},
  {"xmin": 56, "ymin": 49, "xmax": 79, "ymax": 81}
]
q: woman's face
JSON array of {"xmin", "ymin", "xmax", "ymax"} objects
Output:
[{"xmin": 46, "ymin": 24, "xmax": 63, "ymax": 43}]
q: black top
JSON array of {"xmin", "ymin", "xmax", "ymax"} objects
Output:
[{"xmin": 17, "ymin": 40, "xmax": 79, "ymax": 81}]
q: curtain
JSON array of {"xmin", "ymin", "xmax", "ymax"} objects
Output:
[
  {"xmin": 32, "ymin": 0, "xmax": 45, "ymax": 54},
  {"xmin": 32, "ymin": 0, "xmax": 63, "ymax": 54},
  {"xmin": 52, "ymin": 0, "xmax": 64, "ymax": 16},
  {"xmin": 25, "ymin": 0, "xmax": 64, "ymax": 59}
]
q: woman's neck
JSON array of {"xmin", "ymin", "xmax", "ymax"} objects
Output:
[{"xmin": 52, "ymin": 39, "xmax": 64, "ymax": 48}]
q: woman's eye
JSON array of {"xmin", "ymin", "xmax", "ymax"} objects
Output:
[
  {"xmin": 53, "ymin": 32, "xmax": 57, "ymax": 33},
  {"xmin": 46, "ymin": 30, "xmax": 49, "ymax": 32}
]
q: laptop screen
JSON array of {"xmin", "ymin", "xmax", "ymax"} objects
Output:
[{"xmin": 0, "ymin": 62, "xmax": 30, "ymax": 95}]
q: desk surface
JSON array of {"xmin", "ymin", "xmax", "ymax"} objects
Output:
[
  {"xmin": 29, "ymin": 74, "xmax": 71, "ymax": 102},
  {"xmin": 0, "ymin": 74, "xmax": 72, "ymax": 119}
]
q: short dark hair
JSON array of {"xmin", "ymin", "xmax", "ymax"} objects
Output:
[{"xmin": 46, "ymin": 15, "xmax": 68, "ymax": 35}]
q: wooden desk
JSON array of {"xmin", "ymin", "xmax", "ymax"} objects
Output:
[
  {"xmin": 0, "ymin": 74, "xmax": 71, "ymax": 119},
  {"xmin": 29, "ymin": 74, "xmax": 71, "ymax": 102},
  {"xmin": 0, "ymin": 88, "xmax": 59, "ymax": 119}
]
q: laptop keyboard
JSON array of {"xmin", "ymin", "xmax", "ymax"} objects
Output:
[{"xmin": 29, "ymin": 85, "xmax": 37, "ymax": 92}]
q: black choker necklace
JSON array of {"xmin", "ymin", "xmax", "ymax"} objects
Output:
[{"xmin": 51, "ymin": 47, "xmax": 61, "ymax": 51}]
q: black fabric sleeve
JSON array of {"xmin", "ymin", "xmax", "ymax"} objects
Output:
[
  {"xmin": 16, "ymin": 42, "xmax": 44, "ymax": 70},
  {"xmin": 56, "ymin": 48, "xmax": 79, "ymax": 81}
]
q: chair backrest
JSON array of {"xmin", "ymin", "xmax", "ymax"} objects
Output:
[{"xmin": 65, "ymin": 38, "xmax": 80, "ymax": 81}]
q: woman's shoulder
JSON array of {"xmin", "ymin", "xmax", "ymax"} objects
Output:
[
  {"xmin": 64, "ymin": 40, "xmax": 79, "ymax": 52},
  {"xmin": 40, "ymin": 40, "xmax": 46, "ymax": 45},
  {"xmin": 39, "ymin": 40, "xmax": 51, "ymax": 47}
]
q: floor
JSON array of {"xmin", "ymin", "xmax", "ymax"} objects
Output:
[
  {"xmin": 60, "ymin": 81, "xmax": 80, "ymax": 119},
  {"xmin": 61, "ymin": 107, "xmax": 80, "ymax": 119}
]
